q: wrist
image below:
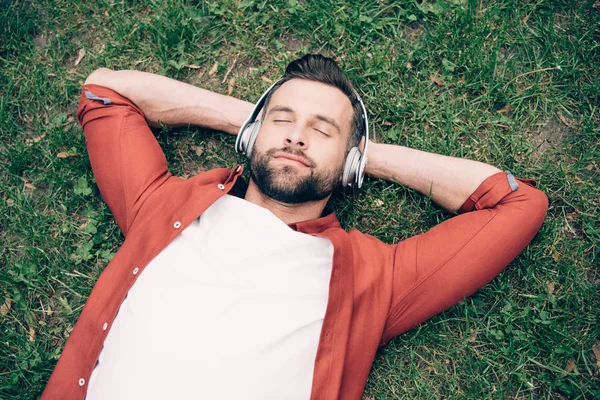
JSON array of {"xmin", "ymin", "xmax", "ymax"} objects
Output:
[
  {"xmin": 365, "ymin": 142, "xmax": 411, "ymax": 181},
  {"xmin": 364, "ymin": 141, "xmax": 381, "ymax": 177}
]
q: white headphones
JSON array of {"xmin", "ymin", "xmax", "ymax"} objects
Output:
[{"xmin": 235, "ymin": 80, "xmax": 369, "ymax": 188}]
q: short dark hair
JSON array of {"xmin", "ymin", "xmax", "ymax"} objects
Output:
[{"xmin": 263, "ymin": 54, "xmax": 365, "ymax": 150}]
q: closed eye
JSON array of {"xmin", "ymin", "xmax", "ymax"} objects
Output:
[{"xmin": 314, "ymin": 128, "xmax": 330, "ymax": 137}]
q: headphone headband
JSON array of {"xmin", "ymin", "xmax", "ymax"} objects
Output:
[{"xmin": 236, "ymin": 79, "xmax": 369, "ymax": 188}]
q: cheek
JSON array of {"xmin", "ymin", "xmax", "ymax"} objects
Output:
[
  {"xmin": 252, "ymin": 127, "xmax": 272, "ymax": 152},
  {"xmin": 337, "ymin": 150, "xmax": 348, "ymax": 170},
  {"xmin": 316, "ymin": 142, "xmax": 347, "ymax": 170},
  {"xmin": 255, "ymin": 125, "xmax": 284, "ymax": 148}
]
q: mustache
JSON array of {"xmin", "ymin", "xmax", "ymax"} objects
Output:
[{"xmin": 265, "ymin": 147, "xmax": 316, "ymax": 168}]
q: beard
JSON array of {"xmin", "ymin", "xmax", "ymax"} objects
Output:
[{"xmin": 249, "ymin": 147, "xmax": 342, "ymax": 204}]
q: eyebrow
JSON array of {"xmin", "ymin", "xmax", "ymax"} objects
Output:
[
  {"xmin": 268, "ymin": 105, "xmax": 341, "ymax": 133},
  {"xmin": 268, "ymin": 106, "xmax": 294, "ymax": 115}
]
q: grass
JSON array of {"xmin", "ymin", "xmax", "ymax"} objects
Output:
[{"xmin": 1, "ymin": 0, "xmax": 599, "ymax": 398}]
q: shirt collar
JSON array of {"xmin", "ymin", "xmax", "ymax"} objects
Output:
[{"xmin": 290, "ymin": 211, "xmax": 342, "ymax": 233}]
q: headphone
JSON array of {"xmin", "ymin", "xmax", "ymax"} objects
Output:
[{"xmin": 235, "ymin": 80, "xmax": 369, "ymax": 188}]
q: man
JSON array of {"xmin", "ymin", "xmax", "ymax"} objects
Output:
[{"xmin": 42, "ymin": 54, "xmax": 547, "ymax": 399}]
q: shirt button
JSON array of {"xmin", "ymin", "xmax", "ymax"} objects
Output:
[
  {"xmin": 217, "ymin": 183, "xmax": 225, "ymax": 190},
  {"xmin": 173, "ymin": 221, "xmax": 181, "ymax": 229},
  {"xmin": 79, "ymin": 378, "xmax": 85, "ymax": 386},
  {"xmin": 102, "ymin": 322, "xmax": 108, "ymax": 331},
  {"xmin": 133, "ymin": 267, "xmax": 139, "ymax": 275}
]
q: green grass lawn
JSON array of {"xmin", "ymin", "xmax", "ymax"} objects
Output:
[{"xmin": 1, "ymin": 0, "xmax": 599, "ymax": 398}]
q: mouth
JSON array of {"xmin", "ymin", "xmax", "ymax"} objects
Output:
[{"xmin": 272, "ymin": 152, "xmax": 311, "ymax": 168}]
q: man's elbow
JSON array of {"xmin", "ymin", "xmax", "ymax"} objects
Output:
[
  {"xmin": 524, "ymin": 187, "xmax": 549, "ymax": 233},
  {"xmin": 84, "ymin": 68, "xmax": 113, "ymax": 86}
]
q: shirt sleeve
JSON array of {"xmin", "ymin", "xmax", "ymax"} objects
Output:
[
  {"xmin": 381, "ymin": 171, "xmax": 548, "ymax": 344},
  {"xmin": 77, "ymin": 84, "xmax": 170, "ymax": 236}
]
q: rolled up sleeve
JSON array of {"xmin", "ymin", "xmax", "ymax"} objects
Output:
[
  {"xmin": 382, "ymin": 172, "xmax": 548, "ymax": 343},
  {"xmin": 77, "ymin": 84, "xmax": 170, "ymax": 236}
]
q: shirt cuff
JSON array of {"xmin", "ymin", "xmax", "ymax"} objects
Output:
[
  {"xmin": 458, "ymin": 171, "xmax": 538, "ymax": 213},
  {"xmin": 77, "ymin": 84, "xmax": 144, "ymax": 126}
]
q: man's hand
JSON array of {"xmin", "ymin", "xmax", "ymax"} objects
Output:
[
  {"xmin": 365, "ymin": 141, "xmax": 501, "ymax": 213},
  {"xmin": 84, "ymin": 68, "xmax": 253, "ymax": 133}
]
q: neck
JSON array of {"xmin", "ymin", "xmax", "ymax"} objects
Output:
[{"xmin": 244, "ymin": 180, "xmax": 330, "ymax": 225}]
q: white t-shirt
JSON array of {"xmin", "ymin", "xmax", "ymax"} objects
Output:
[{"xmin": 86, "ymin": 194, "xmax": 334, "ymax": 399}]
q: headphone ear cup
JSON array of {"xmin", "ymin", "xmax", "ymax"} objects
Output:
[
  {"xmin": 342, "ymin": 147, "xmax": 361, "ymax": 187},
  {"xmin": 237, "ymin": 120, "xmax": 260, "ymax": 156},
  {"xmin": 244, "ymin": 120, "xmax": 261, "ymax": 158}
]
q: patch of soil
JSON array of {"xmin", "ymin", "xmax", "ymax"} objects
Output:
[
  {"xmin": 283, "ymin": 35, "xmax": 306, "ymax": 53},
  {"xmin": 402, "ymin": 24, "xmax": 424, "ymax": 42},
  {"xmin": 34, "ymin": 33, "xmax": 48, "ymax": 49},
  {"xmin": 530, "ymin": 118, "xmax": 573, "ymax": 156}
]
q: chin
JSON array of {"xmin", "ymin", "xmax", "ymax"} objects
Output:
[{"xmin": 270, "ymin": 167, "xmax": 307, "ymax": 188}]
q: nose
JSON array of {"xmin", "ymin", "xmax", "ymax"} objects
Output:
[{"xmin": 284, "ymin": 125, "xmax": 307, "ymax": 149}]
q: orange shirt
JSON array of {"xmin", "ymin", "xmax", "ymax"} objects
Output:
[{"xmin": 42, "ymin": 85, "xmax": 548, "ymax": 400}]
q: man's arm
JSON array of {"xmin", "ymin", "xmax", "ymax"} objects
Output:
[
  {"xmin": 85, "ymin": 68, "xmax": 253, "ymax": 132},
  {"xmin": 366, "ymin": 141, "xmax": 501, "ymax": 212},
  {"xmin": 365, "ymin": 141, "xmax": 548, "ymax": 344},
  {"xmin": 79, "ymin": 69, "xmax": 253, "ymax": 234}
]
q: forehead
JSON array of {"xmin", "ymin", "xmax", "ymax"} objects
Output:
[{"xmin": 267, "ymin": 79, "xmax": 353, "ymax": 130}]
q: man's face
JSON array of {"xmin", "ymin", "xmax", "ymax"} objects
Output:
[{"xmin": 250, "ymin": 79, "xmax": 354, "ymax": 204}]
